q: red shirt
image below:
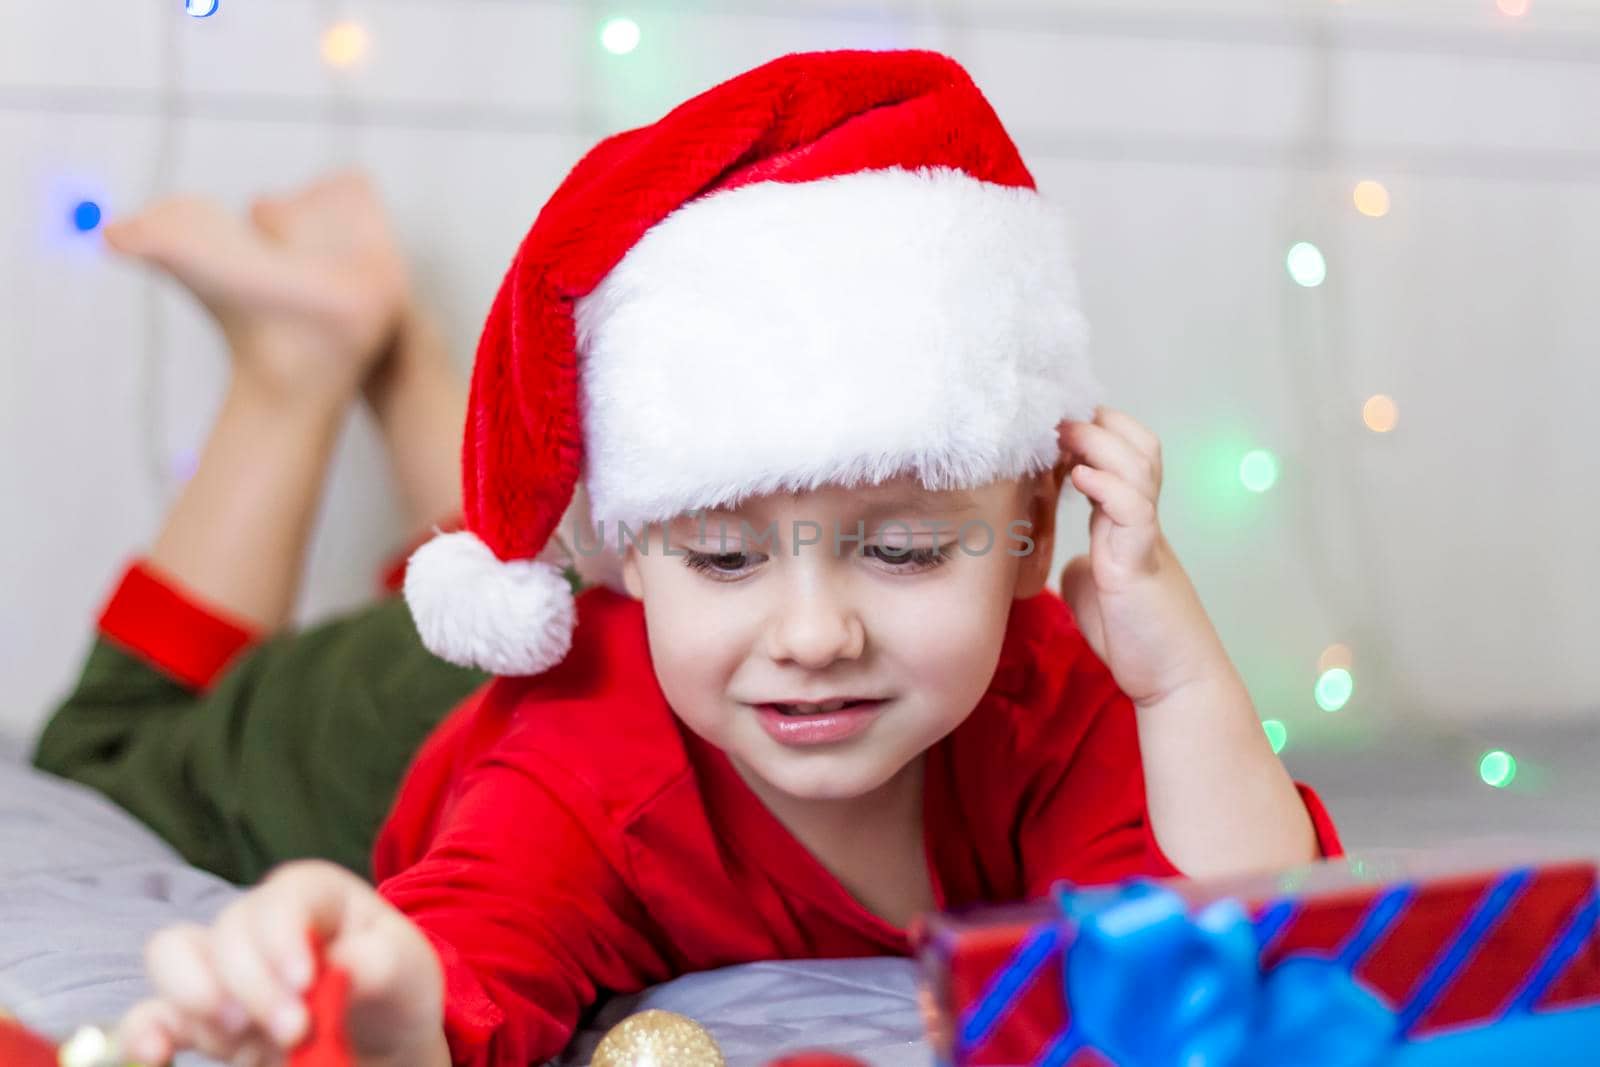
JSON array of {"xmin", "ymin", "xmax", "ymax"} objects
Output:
[{"xmin": 372, "ymin": 585, "xmax": 1342, "ymax": 1066}]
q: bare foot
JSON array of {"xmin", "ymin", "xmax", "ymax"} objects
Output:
[{"xmin": 104, "ymin": 170, "xmax": 410, "ymax": 406}]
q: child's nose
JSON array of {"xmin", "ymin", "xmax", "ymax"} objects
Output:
[{"xmin": 762, "ymin": 587, "xmax": 866, "ymax": 669}]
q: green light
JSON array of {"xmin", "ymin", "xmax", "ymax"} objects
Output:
[
  {"xmin": 1239, "ymin": 449, "xmax": 1279, "ymax": 493},
  {"xmin": 1287, "ymin": 241, "xmax": 1327, "ymax": 287},
  {"xmin": 600, "ymin": 16, "xmax": 641, "ymax": 54},
  {"xmin": 1262, "ymin": 719, "xmax": 1288, "ymax": 753},
  {"xmin": 1480, "ymin": 750, "xmax": 1517, "ymax": 788},
  {"xmin": 1315, "ymin": 668, "xmax": 1353, "ymax": 712}
]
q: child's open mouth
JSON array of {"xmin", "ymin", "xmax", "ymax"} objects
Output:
[{"xmin": 753, "ymin": 700, "xmax": 886, "ymax": 745}]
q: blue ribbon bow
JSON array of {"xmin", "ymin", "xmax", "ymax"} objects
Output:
[{"xmin": 1056, "ymin": 881, "xmax": 1398, "ymax": 1067}]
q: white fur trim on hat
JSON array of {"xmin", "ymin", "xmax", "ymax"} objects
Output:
[
  {"xmin": 403, "ymin": 530, "xmax": 576, "ymax": 675},
  {"xmin": 573, "ymin": 164, "xmax": 1102, "ymax": 531}
]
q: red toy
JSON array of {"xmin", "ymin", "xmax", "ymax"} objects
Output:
[
  {"xmin": 0, "ymin": 1013, "xmax": 58, "ymax": 1067},
  {"xmin": 291, "ymin": 956, "xmax": 354, "ymax": 1067},
  {"xmin": 0, "ymin": 951, "xmax": 352, "ymax": 1067},
  {"xmin": 765, "ymin": 1054, "xmax": 871, "ymax": 1067}
]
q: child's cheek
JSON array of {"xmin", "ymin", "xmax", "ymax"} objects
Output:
[{"xmin": 877, "ymin": 576, "xmax": 1008, "ymax": 702}]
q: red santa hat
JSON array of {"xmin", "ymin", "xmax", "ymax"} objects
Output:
[{"xmin": 404, "ymin": 48, "xmax": 1103, "ymax": 675}]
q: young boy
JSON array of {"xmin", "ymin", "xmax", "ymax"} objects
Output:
[{"xmin": 117, "ymin": 49, "xmax": 1341, "ymax": 1067}]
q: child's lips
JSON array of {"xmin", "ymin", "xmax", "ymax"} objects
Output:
[{"xmin": 752, "ymin": 700, "xmax": 887, "ymax": 746}]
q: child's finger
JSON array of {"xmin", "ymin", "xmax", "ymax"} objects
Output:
[
  {"xmin": 117, "ymin": 996, "xmax": 256, "ymax": 1067},
  {"xmin": 325, "ymin": 907, "xmax": 445, "ymax": 1057},
  {"xmin": 261, "ymin": 860, "xmax": 367, "ymax": 943},
  {"xmin": 245, "ymin": 860, "xmax": 378, "ymax": 1042},
  {"xmin": 1059, "ymin": 421, "xmax": 1161, "ymax": 500},
  {"xmin": 1069, "ymin": 464, "xmax": 1157, "ymax": 529},
  {"xmin": 327, "ymin": 905, "xmax": 435, "ymax": 1007},
  {"xmin": 210, "ymin": 899, "xmax": 307, "ymax": 1048},
  {"xmin": 146, "ymin": 923, "xmax": 229, "ymax": 1017},
  {"xmin": 1093, "ymin": 406, "xmax": 1163, "ymax": 467},
  {"xmin": 253, "ymin": 884, "xmax": 318, "ymax": 995},
  {"xmin": 174, "ymin": 1010, "xmax": 261, "ymax": 1065},
  {"xmin": 327, "ymin": 914, "xmax": 400, "ymax": 998},
  {"xmin": 117, "ymin": 998, "xmax": 182, "ymax": 1066}
]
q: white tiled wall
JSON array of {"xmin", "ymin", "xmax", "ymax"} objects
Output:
[{"xmin": 4, "ymin": 0, "xmax": 1599, "ymax": 748}]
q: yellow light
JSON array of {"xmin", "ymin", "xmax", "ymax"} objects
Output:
[
  {"xmin": 1353, "ymin": 180, "xmax": 1390, "ymax": 218},
  {"xmin": 1363, "ymin": 394, "xmax": 1399, "ymax": 433},
  {"xmin": 322, "ymin": 21, "xmax": 369, "ymax": 69},
  {"xmin": 1318, "ymin": 643, "xmax": 1353, "ymax": 673},
  {"xmin": 1497, "ymin": 0, "xmax": 1530, "ymax": 16}
]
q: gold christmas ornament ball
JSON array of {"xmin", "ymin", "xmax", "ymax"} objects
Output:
[
  {"xmin": 592, "ymin": 1009, "xmax": 725, "ymax": 1067},
  {"xmin": 58, "ymin": 1025, "xmax": 122, "ymax": 1067}
]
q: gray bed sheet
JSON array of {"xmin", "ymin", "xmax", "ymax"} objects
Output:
[{"xmin": 0, "ymin": 758, "xmax": 929, "ymax": 1065}]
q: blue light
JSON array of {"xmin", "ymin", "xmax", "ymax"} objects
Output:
[
  {"xmin": 186, "ymin": 0, "xmax": 221, "ymax": 16},
  {"xmin": 72, "ymin": 200, "xmax": 102, "ymax": 233}
]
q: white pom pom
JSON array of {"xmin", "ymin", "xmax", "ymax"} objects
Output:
[{"xmin": 403, "ymin": 530, "xmax": 577, "ymax": 676}]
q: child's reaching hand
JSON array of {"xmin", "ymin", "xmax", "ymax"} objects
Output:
[
  {"xmin": 102, "ymin": 170, "xmax": 409, "ymax": 410},
  {"xmin": 117, "ymin": 861, "xmax": 447, "ymax": 1067}
]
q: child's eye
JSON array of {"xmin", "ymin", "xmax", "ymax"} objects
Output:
[
  {"xmin": 682, "ymin": 550, "xmax": 764, "ymax": 581},
  {"xmin": 863, "ymin": 543, "xmax": 955, "ymax": 572},
  {"xmin": 682, "ymin": 543, "xmax": 955, "ymax": 581}
]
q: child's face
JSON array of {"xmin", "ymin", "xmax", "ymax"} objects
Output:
[{"xmin": 620, "ymin": 470, "xmax": 1065, "ymax": 802}]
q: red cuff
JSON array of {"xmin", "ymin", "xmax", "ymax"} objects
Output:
[
  {"xmin": 379, "ymin": 513, "xmax": 467, "ymax": 595},
  {"xmin": 1142, "ymin": 828, "xmax": 1187, "ymax": 880},
  {"xmin": 1296, "ymin": 780, "xmax": 1345, "ymax": 859},
  {"xmin": 97, "ymin": 560, "xmax": 262, "ymax": 691}
]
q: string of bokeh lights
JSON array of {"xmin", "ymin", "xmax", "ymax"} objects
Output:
[
  {"xmin": 59, "ymin": 0, "xmax": 1544, "ymax": 792},
  {"xmin": 1259, "ymin": 0, "xmax": 1533, "ymax": 791}
]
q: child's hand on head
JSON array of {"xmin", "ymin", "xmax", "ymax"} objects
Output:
[
  {"xmin": 117, "ymin": 860, "xmax": 443, "ymax": 1067},
  {"xmin": 102, "ymin": 169, "xmax": 409, "ymax": 409},
  {"xmin": 1056, "ymin": 407, "xmax": 1233, "ymax": 708}
]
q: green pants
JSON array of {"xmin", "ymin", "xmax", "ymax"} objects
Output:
[{"xmin": 32, "ymin": 595, "xmax": 490, "ymax": 885}]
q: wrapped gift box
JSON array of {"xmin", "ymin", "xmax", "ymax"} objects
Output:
[{"xmin": 913, "ymin": 845, "xmax": 1600, "ymax": 1066}]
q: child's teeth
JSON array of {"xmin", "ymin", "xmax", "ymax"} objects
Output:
[{"xmin": 779, "ymin": 699, "xmax": 851, "ymax": 715}]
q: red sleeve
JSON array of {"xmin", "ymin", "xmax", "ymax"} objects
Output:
[
  {"xmin": 378, "ymin": 514, "xmax": 466, "ymax": 595},
  {"xmin": 96, "ymin": 559, "xmax": 262, "ymax": 691},
  {"xmin": 1018, "ymin": 646, "xmax": 1343, "ymax": 897},
  {"xmin": 1016, "ymin": 676, "xmax": 1181, "ymax": 895},
  {"xmin": 1294, "ymin": 780, "xmax": 1344, "ymax": 858},
  {"xmin": 375, "ymin": 738, "xmax": 673, "ymax": 1067}
]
